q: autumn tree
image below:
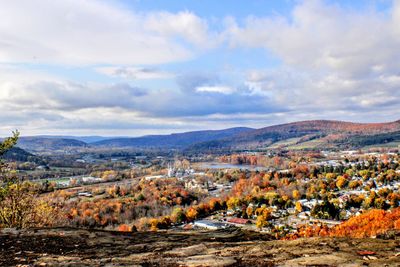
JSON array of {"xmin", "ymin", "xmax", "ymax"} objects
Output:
[
  {"xmin": 185, "ymin": 207, "xmax": 198, "ymax": 222},
  {"xmin": 227, "ymin": 197, "xmax": 240, "ymax": 210},
  {"xmin": 255, "ymin": 206, "xmax": 272, "ymax": 229},
  {"xmin": 246, "ymin": 206, "xmax": 254, "ymax": 218},
  {"xmin": 0, "ymin": 131, "xmax": 19, "ymax": 180},
  {"xmin": 118, "ymin": 224, "xmax": 132, "ymax": 232},
  {"xmin": 171, "ymin": 207, "xmax": 186, "ymax": 224},
  {"xmin": 292, "ymin": 190, "xmax": 301, "ymax": 200},
  {"xmin": 311, "ymin": 200, "xmax": 339, "ymax": 220},
  {"xmin": 0, "ymin": 131, "xmax": 56, "ymax": 228},
  {"xmin": 335, "ymin": 176, "xmax": 347, "ymax": 190},
  {"xmin": 295, "ymin": 201, "xmax": 303, "ymax": 213},
  {"xmin": 256, "ymin": 214, "xmax": 268, "ymax": 229},
  {"xmin": 327, "ymin": 208, "xmax": 400, "ymax": 238}
]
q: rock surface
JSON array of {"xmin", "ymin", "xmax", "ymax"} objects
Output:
[{"xmin": 1, "ymin": 227, "xmax": 400, "ymax": 266}]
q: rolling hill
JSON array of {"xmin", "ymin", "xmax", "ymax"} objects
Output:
[
  {"xmin": 187, "ymin": 119, "xmax": 400, "ymax": 151},
  {"xmin": 31, "ymin": 135, "xmax": 114, "ymax": 143},
  {"xmin": 2, "ymin": 147, "xmax": 45, "ymax": 164},
  {"xmin": 16, "ymin": 137, "xmax": 88, "ymax": 152},
  {"xmin": 92, "ymin": 127, "xmax": 254, "ymax": 149},
  {"xmin": 10, "ymin": 120, "xmax": 400, "ymax": 152}
]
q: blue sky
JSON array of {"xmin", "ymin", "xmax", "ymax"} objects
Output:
[{"xmin": 0, "ymin": 0, "xmax": 399, "ymax": 136}]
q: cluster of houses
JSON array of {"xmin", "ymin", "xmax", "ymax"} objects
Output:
[
  {"xmin": 54, "ymin": 176, "xmax": 102, "ymax": 187},
  {"xmin": 188, "ymin": 174, "xmax": 400, "ymax": 233},
  {"xmin": 167, "ymin": 163, "xmax": 198, "ymax": 178},
  {"xmin": 145, "ymin": 163, "xmax": 207, "ymax": 182},
  {"xmin": 187, "ymin": 197, "xmax": 342, "ymax": 233}
]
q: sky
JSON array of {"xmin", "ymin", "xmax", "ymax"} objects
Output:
[{"xmin": 0, "ymin": 0, "xmax": 400, "ymax": 136}]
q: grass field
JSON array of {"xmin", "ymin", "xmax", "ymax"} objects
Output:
[
  {"xmin": 267, "ymin": 137, "xmax": 303, "ymax": 149},
  {"xmin": 363, "ymin": 141, "xmax": 400, "ymax": 149},
  {"xmin": 285, "ymin": 138, "xmax": 327, "ymax": 150}
]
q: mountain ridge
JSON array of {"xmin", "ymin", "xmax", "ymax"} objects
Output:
[
  {"xmin": 186, "ymin": 119, "xmax": 400, "ymax": 151},
  {"xmin": 10, "ymin": 119, "xmax": 400, "ymax": 152},
  {"xmin": 92, "ymin": 127, "xmax": 254, "ymax": 148},
  {"xmin": 16, "ymin": 137, "xmax": 88, "ymax": 152}
]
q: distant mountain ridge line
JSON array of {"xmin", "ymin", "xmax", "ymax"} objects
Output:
[
  {"xmin": 7, "ymin": 119, "xmax": 400, "ymax": 152},
  {"xmin": 91, "ymin": 127, "xmax": 254, "ymax": 148},
  {"xmin": 186, "ymin": 119, "xmax": 400, "ymax": 151}
]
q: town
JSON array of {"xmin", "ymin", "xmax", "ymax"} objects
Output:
[{"xmin": 21, "ymin": 147, "xmax": 398, "ymax": 239}]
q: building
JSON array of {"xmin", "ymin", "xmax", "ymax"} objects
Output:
[
  {"xmin": 79, "ymin": 176, "xmax": 102, "ymax": 184},
  {"xmin": 193, "ymin": 220, "xmax": 228, "ymax": 230},
  {"xmin": 77, "ymin": 192, "xmax": 93, "ymax": 197},
  {"xmin": 227, "ymin": 218, "xmax": 251, "ymax": 225}
]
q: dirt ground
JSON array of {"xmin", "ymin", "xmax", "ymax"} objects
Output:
[{"xmin": 1, "ymin": 227, "xmax": 400, "ymax": 266}]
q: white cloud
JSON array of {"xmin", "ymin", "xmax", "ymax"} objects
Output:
[
  {"xmin": 196, "ymin": 85, "xmax": 236, "ymax": 94},
  {"xmin": 96, "ymin": 66, "xmax": 173, "ymax": 80},
  {"xmin": 1, "ymin": 0, "xmax": 400, "ymax": 135},
  {"xmin": 145, "ymin": 11, "xmax": 221, "ymax": 49},
  {"xmin": 220, "ymin": 1, "xmax": 400, "ymax": 123},
  {"xmin": 0, "ymin": 0, "xmax": 218, "ymax": 65},
  {"xmin": 227, "ymin": 0, "xmax": 400, "ymax": 78},
  {"xmin": 0, "ymin": 66, "xmax": 279, "ymax": 135}
]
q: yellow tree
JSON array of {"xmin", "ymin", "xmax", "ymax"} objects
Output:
[
  {"xmin": 336, "ymin": 176, "xmax": 347, "ymax": 190},
  {"xmin": 186, "ymin": 207, "xmax": 198, "ymax": 222},
  {"xmin": 1, "ymin": 131, "xmax": 56, "ymax": 229},
  {"xmin": 227, "ymin": 197, "xmax": 240, "ymax": 210},
  {"xmin": 256, "ymin": 215, "xmax": 267, "ymax": 229},
  {"xmin": 292, "ymin": 190, "xmax": 301, "ymax": 200},
  {"xmin": 256, "ymin": 208, "xmax": 272, "ymax": 230},
  {"xmin": 150, "ymin": 218, "xmax": 159, "ymax": 231},
  {"xmin": 295, "ymin": 201, "xmax": 303, "ymax": 213},
  {"xmin": 246, "ymin": 206, "xmax": 253, "ymax": 218}
]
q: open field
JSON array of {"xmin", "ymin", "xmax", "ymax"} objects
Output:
[
  {"xmin": 266, "ymin": 137, "xmax": 303, "ymax": 149},
  {"xmin": 285, "ymin": 138, "xmax": 327, "ymax": 150},
  {"xmin": 364, "ymin": 141, "xmax": 400, "ymax": 149}
]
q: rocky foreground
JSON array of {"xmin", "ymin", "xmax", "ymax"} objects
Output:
[{"xmin": 1, "ymin": 227, "xmax": 400, "ymax": 267}]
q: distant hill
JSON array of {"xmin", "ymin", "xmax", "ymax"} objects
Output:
[
  {"xmin": 31, "ymin": 135, "xmax": 114, "ymax": 143},
  {"xmin": 187, "ymin": 120, "xmax": 400, "ymax": 151},
  {"xmin": 17, "ymin": 137, "xmax": 88, "ymax": 152},
  {"xmin": 10, "ymin": 120, "xmax": 400, "ymax": 152},
  {"xmin": 2, "ymin": 147, "xmax": 45, "ymax": 164},
  {"xmin": 92, "ymin": 127, "xmax": 254, "ymax": 149}
]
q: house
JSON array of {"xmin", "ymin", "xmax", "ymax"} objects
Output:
[
  {"xmin": 36, "ymin": 165, "xmax": 49, "ymax": 170},
  {"xmin": 286, "ymin": 208, "xmax": 296, "ymax": 214},
  {"xmin": 145, "ymin": 175, "xmax": 165, "ymax": 181},
  {"xmin": 77, "ymin": 192, "xmax": 92, "ymax": 197},
  {"xmin": 183, "ymin": 224, "xmax": 193, "ymax": 230},
  {"xmin": 298, "ymin": 212, "xmax": 310, "ymax": 219},
  {"xmin": 226, "ymin": 210, "xmax": 236, "ymax": 216},
  {"xmin": 193, "ymin": 220, "xmax": 228, "ymax": 230},
  {"xmin": 227, "ymin": 218, "xmax": 251, "ymax": 225},
  {"xmin": 80, "ymin": 176, "xmax": 102, "ymax": 184},
  {"xmin": 184, "ymin": 180, "xmax": 200, "ymax": 190}
]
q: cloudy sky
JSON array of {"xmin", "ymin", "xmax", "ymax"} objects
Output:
[{"xmin": 1, "ymin": 0, "xmax": 400, "ymax": 136}]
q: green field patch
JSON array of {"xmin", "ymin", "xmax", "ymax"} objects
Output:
[
  {"xmin": 286, "ymin": 138, "xmax": 326, "ymax": 150},
  {"xmin": 267, "ymin": 137, "xmax": 303, "ymax": 149}
]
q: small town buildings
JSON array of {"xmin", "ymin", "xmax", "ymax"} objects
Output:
[
  {"xmin": 193, "ymin": 220, "xmax": 228, "ymax": 230},
  {"xmin": 227, "ymin": 218, "xmax": 251, "ymax": 225},
  {"xmin": 79, "ymin": 176, "xmax": 102, "ymax": 184},
  {"xmin": 77, "ymin": 191, "xmax": 93, "ymax": 197}
]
